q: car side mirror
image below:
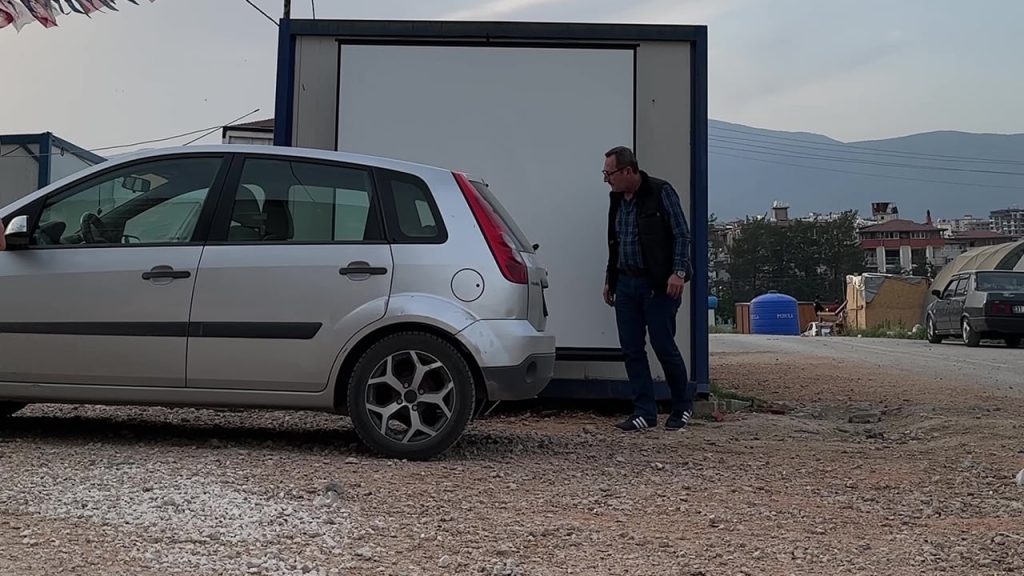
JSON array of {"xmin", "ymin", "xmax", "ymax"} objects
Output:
[
  {"xmin": 3, "ymin": 215, "xmax": 30, "ymax": 250},
  {"xmin": 931, "ymin": 289, "xmax": 942, "ymax": 299}
]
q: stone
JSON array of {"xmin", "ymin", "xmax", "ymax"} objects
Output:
[{"xmin": 849, "ymin": 411, "xmax": 882, "ymax": 424}]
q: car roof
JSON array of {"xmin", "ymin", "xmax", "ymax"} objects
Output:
[
  {"xmin": 1, "ymin": 144, "xmax": 467, "ymax": 216},
  {"xmin": 110, "ymin": 144, "xmax": 457, "ymax": 174}
]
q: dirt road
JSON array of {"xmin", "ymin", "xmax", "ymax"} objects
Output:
[
  {"xmin": 714, "ymin": 333, "xmax": 1024, "ymax": 391},
  {"xmin": 2, "ymin": 335, "xmax": 1023, "ymax": 575}
]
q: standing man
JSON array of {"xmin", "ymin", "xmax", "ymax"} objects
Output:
[{"xmin": 602, "ymin": 146, "xmax": 695, "ymax": 431}]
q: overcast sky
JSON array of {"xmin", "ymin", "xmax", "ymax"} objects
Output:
[{"xmin": 2, "ymin": 0, "xmax": 1022, "ymax": 153}]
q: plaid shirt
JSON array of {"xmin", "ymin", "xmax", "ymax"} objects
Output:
[{"xmin": 615, "ymin": 182, "xmax": 690, "ymax": 273}]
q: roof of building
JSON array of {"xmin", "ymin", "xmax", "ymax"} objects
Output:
[
  {"xmin": 858, "ymin": 219, "xmax": 941, "ymax": 233},
  {"xmin": 947, "ymin": 230, "xmax": 1016, "ymax": 241},
  {"xmin": 228, "ymin": 118, "xmax": 275, "ymax": 130}
]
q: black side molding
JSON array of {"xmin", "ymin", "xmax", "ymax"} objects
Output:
[
  {"xmin": 188, "ymin": 322, "xmax": 322, "ymax": 340},
  {"xmin": 0, "ymin": 322, "xmax": 322, "ymax": 340}
]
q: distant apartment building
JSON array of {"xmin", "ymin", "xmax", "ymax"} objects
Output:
[
  {"xmin": 858, "ymin": 219, "xmax": 945, "ymax": 273},
  {"xmin": 935, "ymin": 214, "xmax": 992, "ymax": 237},
  {"xmin": 990, "ymin": 208, "xmax": 1024, "ymax": 237},
  {"xmin": 935, "ymin": 230, "xmax": 1018, "ymax": 265}
]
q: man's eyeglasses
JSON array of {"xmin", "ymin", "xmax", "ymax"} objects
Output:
[{"xmin": 602, "ymin": 167, "xmax": 627, "ymax": 178}]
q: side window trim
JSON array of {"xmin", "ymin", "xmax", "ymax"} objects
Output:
[
  {"xmin": 206, "ymin": 154, "xmax": 387, "ymax": 245},
  {"xmin": 956, "ymin": 275, "xmax": 972, "ymax": 296},
  {"xmin": 23, "ymin": 153, "xmax": 231, "ymax": 249}
]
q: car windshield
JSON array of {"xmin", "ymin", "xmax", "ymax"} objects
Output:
[{"xmin": 975, "ymin": 272, "xmax": 1024, "ymax": 292}]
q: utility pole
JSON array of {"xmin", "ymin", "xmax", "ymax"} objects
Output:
[{"xmin": 283, "ymin": 0, "xmax": 291, "ymax": 19}]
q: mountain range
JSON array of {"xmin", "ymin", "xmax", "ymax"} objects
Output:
[{"xmin": 708, "ymin": 119, "xmax": 1024, "ymax": 223}]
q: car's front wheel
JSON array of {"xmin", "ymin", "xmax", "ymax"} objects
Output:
[
  {"xmin": 926, "ymin": 316, "xmax": 943, "ymax": 344},
  {"xmin": 348, "ymin": 332, "xmax": 475, "ymax": 460},
  {"xmin": 962, "ymin": 318, "xmax": 982, "ymax": 347},
  {"xmin": 1005, "ymin": 336, "xmax": 1021, "ymax": 348},
  {"xmin": 0, "ymin": 402, "xmax": 26, "ymax": 418}
]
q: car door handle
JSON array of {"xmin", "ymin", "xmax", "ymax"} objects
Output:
[
  {"xmin": 339, "ymin": 264, "xmax": 388, "ymax": 276},
  {"xmin": 142, "ymin": 268, "xmax": 191, "ymax": 280}
]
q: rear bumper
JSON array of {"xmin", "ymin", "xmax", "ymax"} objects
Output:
[
  {"xmin": 972, "ymin": 316, "xmax": 1024, "ymax": 335},
  {"xmin": 482, "ymin": 353, "xmax": 556, "ymax": 401},
  {"xmin": 455, "ymin": 319, "xmax": 556, "ymax": 401}
]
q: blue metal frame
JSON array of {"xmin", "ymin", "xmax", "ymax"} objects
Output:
[
  {"xmin": 1, "ymin": 132, "xmax": 106, "ymax": 191},
  {"xmin": 50, "ymin": 134, "xmax": 106, "ymax": 165},
  {"xmin": 1, "ymin": 133, "xmax": 48, "ymax": 190},
  {"xmin": 273, "ymin": 18, "xmax": 296, "ymax": 147},
  {"xmin": 691, "ymin": 27, "xmax": 710, "ymax": 396},
  {"xmin": 273, "ymin": 19, "xmax": 711, "ymax": 399}
]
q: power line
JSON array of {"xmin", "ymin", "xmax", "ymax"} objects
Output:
[
  {"xmin": 93, "ymin": 125, "xmax": 222, "ymax": 151},
  {"xmin": 709, "ymin": 139, "xmax": 1024, "ymax": 177},
  {"xmin": 709, "ymin": 131, "xmax": 1024, "ymax": 167},
  {"xmin": 709, "ymin": 148, "xmax": 1024, "ymax": 191},
  {"xmin": 242, "ymin": 0, "xmax": 278, "ymax": 26},
  {"xmin": 183, "ymin": 109, "xmax": 261, "ymax": 146},
  {"xmin": 0, "ymin": 109, "xmax": 262, "ymax": 160},
  {"xmin": 710, "ymin": 124, "xmax": 1024, "ymax": 165}
]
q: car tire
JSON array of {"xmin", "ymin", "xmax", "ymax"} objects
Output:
[
  {"xmin": 1005, "ymin": 336, "xmax": 1021, "ymax": 348},
  {"xmin": 926, "ymin": 316, "xmax": 943, "ymax": 344},
  {"xmin": 348, "ymin": 332, "xmax": 475, "ymax": 461},
  {"xmin": 962, "ymin": 318, "xmax": 981, "ymax": 348},
  {"xmin": 0, "ymin": 402, "xmax": 26, "ymax": 418}
]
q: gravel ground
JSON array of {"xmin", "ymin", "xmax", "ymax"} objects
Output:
[{"xmin": 2, "ymin": 335, "xmax": 1024, "ymax": 575}]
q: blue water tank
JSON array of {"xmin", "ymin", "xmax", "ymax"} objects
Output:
[
  {"xmin": 750, "ymin": 291, "xmax": 800, "ymax": 335},
  {"xmin": 708, "ymin": 295, "xmax": 719, "ymax": 310}
]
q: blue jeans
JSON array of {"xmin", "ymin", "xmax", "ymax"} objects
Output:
[{"xmin": 614, "ymin": 274, "xmax": 694, "ymax": 421}]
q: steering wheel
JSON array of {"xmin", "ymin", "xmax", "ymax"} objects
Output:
[{"xmin": 80, "ymin": 212, "xmax": 108, "ymax": 244}]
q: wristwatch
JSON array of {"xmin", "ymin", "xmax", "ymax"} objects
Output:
[{"xmin": 674, "ymin": 271, "xmax": 686, "ymax": 279}]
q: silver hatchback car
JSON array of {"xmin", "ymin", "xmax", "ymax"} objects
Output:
[{"xmin": 0, "ymin": 145, "xmax": 554, "ymax": 460}]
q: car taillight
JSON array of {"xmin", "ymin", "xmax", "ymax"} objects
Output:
[
  {"xmin": 453, "ymin": 172, "xmax": 528, "ymax": 285},
  {"xmin": 986, "ymin": 302, "xmax": 1012, "ymax": 315}
]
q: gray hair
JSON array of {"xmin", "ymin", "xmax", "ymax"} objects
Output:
[{"xmin": 605, "ymin": 146, "xmax": 639, "ymax": 172}]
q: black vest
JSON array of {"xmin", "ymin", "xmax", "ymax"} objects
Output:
[{"xmin": 605, "ymin": 171, "xmax": 678, "ymax": 293}]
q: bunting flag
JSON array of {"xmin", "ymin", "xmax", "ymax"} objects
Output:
[{"xmin": 0, "ymin": 0, "xmax": 154, "ymax": 31}]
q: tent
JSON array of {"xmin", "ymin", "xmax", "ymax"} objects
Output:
[
  {"xmin": 846, "ymin": 273, "xmax": 931, "ymax": 331},
  {"xmin": 930, "ymin": 240, "xmax": 1024, "ymax": 296}
]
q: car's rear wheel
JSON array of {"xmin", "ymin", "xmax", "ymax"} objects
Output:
[
  {"xmin": 1005, "ymin": 336, "xmax": 1021, "ymax": 348},
  {"xmin": 348, "ymin": 332, "xmax": 475, "ymax": 460},
  {"xmin": 0, "ymin": 402, "xmax": 26, "ymax": 418},
  {"xmin": 926, "ymin": 316, "xmax": 943, "ymax": 344},
  {"xmin": 962, "ymin": 318, "xmax": 982, "ymax": 347}
]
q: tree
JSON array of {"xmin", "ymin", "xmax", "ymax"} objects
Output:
[{"xmin": 725, "ymin": 211, "xmax": 864, "ymax": 304}]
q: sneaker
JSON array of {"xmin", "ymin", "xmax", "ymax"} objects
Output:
[
  {"xmin": 615, "ymin": 415, "xmax": 656, "ymax": 431},
  {"xmin": 664, "ymin": 410, "xmax": 692, "ymax": 431}
]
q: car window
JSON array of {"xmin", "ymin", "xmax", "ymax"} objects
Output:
[
  {"xmin": 976, "ymin": 272, "xmax": 1024, "ymax": 292},
  {"xmin": 378, "ymin": 170, "xmax": 446, "ymax": 244},
  {"xmin": 122, "ymin": 188, "xmax": 208, "ymax": 243},
  {"xmin": 226, "ymin": 158, "xmax": 381, "ymax": 243},
  {"xmin": 954, "ymin": 277, "xmax": 970, "ymax": 297},
  {"xmin": 942, "ymin": 278, "xmax": 961, "ymax": 299},
  {"xmin": 32, "ymin": 157, "xmax": 222, "ymax": 247}
]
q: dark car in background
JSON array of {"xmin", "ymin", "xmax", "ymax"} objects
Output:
[{"xmin": 926, "ymin": 270, "xmax": 1024, "ymax": 347}]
